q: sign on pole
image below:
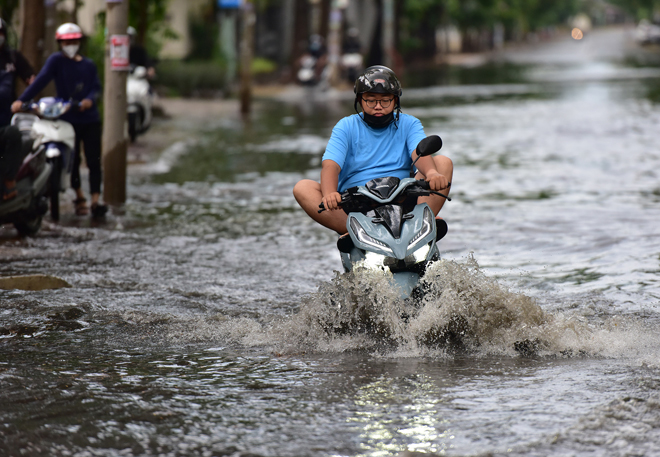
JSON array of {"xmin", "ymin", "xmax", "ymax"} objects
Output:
[
  {"xmin": 218, "ymin": 0, "xmax": 242, "ymax": 9},
  {"xmin": 110, "ymin": 35, "xmax": 130, "ymax": 71}
]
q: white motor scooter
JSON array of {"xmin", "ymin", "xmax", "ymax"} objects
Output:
[
  {"xmin": 16, "ymin": 97, "xmax": 76, "ymax": 222},
  {"xmin": 127, "ymin": 65, "xmax": 153, "ymax": 143}
]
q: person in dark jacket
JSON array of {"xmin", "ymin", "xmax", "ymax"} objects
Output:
[
  {"xmin": 0, "ymin": 17, "xmax": 34, "ymax": 201},
  {"xmin": 0, "ymin": 69, "xmax": 23, "ymax": 201},
  {"xmin": 12, "ymin": 22, "xmax": 107, "ymax": 218}
]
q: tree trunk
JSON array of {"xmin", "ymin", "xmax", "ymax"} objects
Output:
[
  {"xmin": 20, "ymin": 0, "xmax": 46, "ymax": 71},
  {"xmin": 292, "ymin": 0, "xmax": 310, "ymax": 66},
  {"xmin": 71, "ymin": 0, "xmax": 81, "ymax": 23},
  {"xmin": 137, "ymin": 0, "xmax": 148, "ymax": 47}
]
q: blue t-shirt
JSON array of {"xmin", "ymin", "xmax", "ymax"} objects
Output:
[
  {"xmin": 322, "ymin": 113, "xmax": 427, "ymax": 192},
  {"xmin": 18, "ymin": 52, "xmax": 101, "ymax": 125}
]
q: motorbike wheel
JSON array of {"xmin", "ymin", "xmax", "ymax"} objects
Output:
[
  {"xmin": 14, "ymin": 215, "xmax": 43, "ymax": 237},
  {"xmin": 49, "ymin": 159, "xmax": 61, "ymax": 221}
]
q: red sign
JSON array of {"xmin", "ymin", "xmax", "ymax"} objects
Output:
[{"xmin": 110, "ymin": 34, "xmax": 130, "ymax": 71}]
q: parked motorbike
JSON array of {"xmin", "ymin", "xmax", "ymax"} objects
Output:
[
  {"xmin": 0, "ymin": 119, "xmax": 51, "ymax": 236},
  {"xmin": 319, "ymin": 135, "xmax": 449, "ymax": 299},
  {"xmin": 127, "ymin": 65, "xmax": 153, "ymax": 143},
  {"xmin": 16, "ymin": 97, "xmax": 76, "ymax": 222}
]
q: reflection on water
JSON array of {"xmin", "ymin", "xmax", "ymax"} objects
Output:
[{"xmin": 3, "ymin": 27, "xmax": 660, "ymax": 457}]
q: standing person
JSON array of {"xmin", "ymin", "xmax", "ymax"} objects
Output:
[
  {"xmin": 0, "ymin": 17, "xmax": 34, "ymax": 200},
  {"xmin": 11, "ymin": 22, "xmax": 107, "ymax": 219},
  {"xmin": 0, "ymin": 69, "xmax": 23, "ymax": 201},
  {"xmin": 127, "ymin": 26, "xmax": 156, "ymax": 79},
  {"xmin": 293, "ymin": 65, "xmax": 453, "ymax": 235}
]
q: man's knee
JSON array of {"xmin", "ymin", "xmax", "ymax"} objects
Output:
[
  {"xmin": 293, "ymin": 179, "xmax": 318, "ymax": 201},
  {"xmin": 434, "ymin": 155, "xmax": 453, "ymax": 173}
]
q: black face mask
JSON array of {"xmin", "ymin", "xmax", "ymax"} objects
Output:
[{"xmin": 361, "ymin": 111, "xmax": 395, "ymax": 129}]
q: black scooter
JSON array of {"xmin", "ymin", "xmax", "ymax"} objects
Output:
[{"xmin": 0, "ymin": 119, "xmax": 50, "ymax": 236}]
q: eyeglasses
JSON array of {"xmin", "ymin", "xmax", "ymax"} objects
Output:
[{"xmin": 362, "ymin": 98, "xmax": 395, "ymax": 108}]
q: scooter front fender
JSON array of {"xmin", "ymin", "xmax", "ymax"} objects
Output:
[
  {"xmin": 32, "ymin": 119, "xmax": 75, "ymax": 151},
  {"xmin": 391, "ymin": 271, "xmax": 420, "ymax": 299}
]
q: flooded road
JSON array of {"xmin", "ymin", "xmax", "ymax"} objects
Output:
[{"xmin": 2, "ymin": 27, "xmax": 660, "ymax": 456}]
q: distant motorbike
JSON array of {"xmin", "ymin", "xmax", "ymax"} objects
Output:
[
  {"xmin": 127, "ymin": 65, "xmax": 153, "ymax": 143},
  {"xmin": 297, "ymin": 54, "xmax": 326, "ymax": 86},
  {"xmin": 341, "ymin": 52, "xmax": 363, "ymax": 84},
  {"xmin": 16, "ymin": 97, "xmax": 76, "ymax": 222},
  {"xmin": 0, "ymin": 118, "xmax": 51, "ymax": 236},
  {"xmin": 319, "ymin": 135, "xmax": 450, "ymax": 299}
]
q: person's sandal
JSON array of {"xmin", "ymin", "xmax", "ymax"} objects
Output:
[
  {"xmin": 73, "ymin": 197, "xmax": 89, "ymax": 216},
  {"xmin": 91, "ymin": 202, "xmax": 108, "ymax": 219}
]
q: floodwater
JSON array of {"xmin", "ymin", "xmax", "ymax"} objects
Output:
[{"xmin": 2, "ymin": 27, "xmax": 660, "ymax": 456}]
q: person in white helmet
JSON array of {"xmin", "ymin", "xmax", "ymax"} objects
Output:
[{"xmin": 12, "ymin": 22, "xmax": 107, "ymax": 219}]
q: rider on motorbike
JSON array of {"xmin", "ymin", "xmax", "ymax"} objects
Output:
[
  {"xmin": 0, "ymin": 17, "xmax": 34, "ymax": 201},
  {"xmin": 0, "ymin": 69, "xmax": 23, "ymax": 201},
  {"xmin": 293, "ymin": 65, "xmax": 453, "ymax": 234},
  {"xmin": 11, "ymin": 22, "xmax": 107, "ymax": 219}
]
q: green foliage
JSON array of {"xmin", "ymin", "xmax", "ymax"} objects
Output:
[
  {"xmin": 0, "ymin": 0, "xmax": 19, "ymax": 24},
  {"xmin": 155, "ymin": 60, "xmax": 227, "ymax": 97},
  {"xmin": 189, "ymin": 16, "xmax": 220, "ymax": 61},
  {"xmin": 129, "ymin": 0, "xmax": 178, "ymax": 57},
  {"xmin": 85, "ymin": 14, "xmax": 106, "ymax": 79},
  {"xmin": 251, "ymin": 57, "xmax": 276, "ymax": 74},
  {"xmin": 607, "ymin": 0, "xmax": 660, "ymax": 20}
]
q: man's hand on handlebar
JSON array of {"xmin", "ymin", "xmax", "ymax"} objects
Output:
[
  {"xmin": 79, "ymin": 99, "xmax": 93, "ymax": 111},
  {"xmin": 11, "ymin": 100, "xmax": 24, "ymax": 113},
  {"xmin": 425, "ymin": 170, "xmax": 450, "ymax": 192},
  {"xmin": 321, "ymin": 191, "xmax": 343, "ymax": 211}
]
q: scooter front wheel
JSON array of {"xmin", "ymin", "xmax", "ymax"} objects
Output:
[
  {"xmin": 49, "ymin": 159, "xmax": 61, "ymax": 221},
  {"xmin": 14, "ymin": 215, "xmax": 43, "ymax": 237}
]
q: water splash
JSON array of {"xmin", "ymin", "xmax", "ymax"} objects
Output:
[
  {"xmin": 98, "ymin": 256, "xmax": 658, "ymax": 363},
  {"xmin": 270, "ymin": 255, "xmax": 659, "ymax": 360}
]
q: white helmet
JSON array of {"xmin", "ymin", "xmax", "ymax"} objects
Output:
[{"xmin": 55, "ymin": 23, "xmax": 83, "ymax": 41}]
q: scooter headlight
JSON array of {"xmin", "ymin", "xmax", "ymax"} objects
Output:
[
  {"xmin": 412, "ymin": 243, "xmax": 431, "ymax": 263},
  {"xmin": 407, "ymin": 206, "xmax": 434, "ymax": 250},
  {"xmin": 36, "ymin": 99, "xmax": 70, "ymax": 119},
  {"xmin": 363, "ymin": 252, "xmax": 387, "ymax": 270},
  {"xmin": 349, "ymin": 217, "xmax": 393, "ymax": 255}
]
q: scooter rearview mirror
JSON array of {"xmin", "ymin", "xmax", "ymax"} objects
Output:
[
  {"xmin": 410, "ymin": 135, "xmax": 443, "ymax": 177},
  {"xmin": 416, "ymin": 135, "xmax": 442, "ymax": 157}
]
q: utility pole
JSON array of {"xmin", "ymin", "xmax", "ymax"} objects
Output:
[
  {"xmin": 326, "ymin": 0, "xmax": 343, "ymax": 87},
  {"xmin": 382, "ymin": 0, "xmax": 394, "ymax": 69},
  {"xmin": 219, "ymin": 9, "xmax": 238, "ymax": 89},
  {"xmin": 102, "ymin": 0, "xmax": 129, "ymax": 205},
  {"xmin": 239, "ymin": 0, "xmax": 255, "ymax": 117}
]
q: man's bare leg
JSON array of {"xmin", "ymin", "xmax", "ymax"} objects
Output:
[{"xmin": 293, "ymin": 179, "xmax": 348, "ymax": 234}]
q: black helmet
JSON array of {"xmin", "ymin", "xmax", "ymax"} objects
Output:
[
  {"xmin": 353, "ymin": 65, "xmax": 402, "ymax": 128},
  {"xmin": 354, "ymin": 65, "xmax": 402, "ymax": 97}
]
